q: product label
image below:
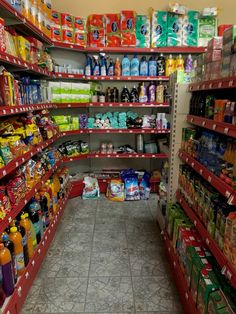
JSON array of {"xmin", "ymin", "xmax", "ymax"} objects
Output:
[
  {"xmin": 127, "ymin": 19, "xmax": 133, "ymax": 30},
  {"xmin": 22, "ymin": 235, "xmax": 27, "ymax": 247},
  {"xmin": 111, "ymin": 22, "xmax": 118, "ymax": 32},
  {"xmin": 92, "ymin": 30, "xmax": 99, "ymax": 40},
  {"xmin": 15, "ymin": 253, "xmax": 24, "ymax": 271},
  {"xmin": 141, "ymin": 24, "xmax": 147, "ymax": 35},
  {"xmin": 155, "ymin": 25, "xmax": 163, "ymax": 35}
]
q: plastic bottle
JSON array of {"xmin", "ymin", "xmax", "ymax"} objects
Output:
[
  {"xmin": 130, "ymin": 86, "xmax": 139, "ymax": 103},
  {"xmin": 100, "ymin": 55, "xmax": 107, "ymax": 76},
  {"xmin": 157, "ymin": 53, "xmax": 166, "ymax": 76},
  {"xmin": 105, "ymin": 87, "xmax": 111, "ymax": 102},
  {"xmin": 84, "ymin": 55, "xmax": 92, "ymax": 76},
  {"xmin": 165, "ymin": 54, "xmax": 175, "ymax": 77},
  {"xmin": 121, "ymin": 86, "xmax": 130, "ymax": 103},
  {"xmin": 148, "ymin": 82, "xmax": 156, "ymax": 103},
  {"xmin": 121, "ymin": 55, "xmax": 130, "ymax": 76},
  {"xmin": 0, "ymin": 269, "xmax": 5, "ymax": 306},
  {"xmin": 107, "ymin": 59, "xmax": 114, "ymax": 76},
  {"xmin": 139, "ymin": 56, "xmax": 148, "ymax": 76},
  {"xmin": 114, "ymin": 58, "xmax": 121, "ymax": 76},
  {"xmin": 156, "ymin": 82, "xmax": 164, "ymax": 103},
  {"xmin": 29, "ymin": 204, "xmax": 42, "ymax": 245},
  {"xmin": 185, "ymin": 54, "xmax": 193, "ymax": 73},
  {"xmin": 148, "ymin": 56, "xmax": 157, "ymax": 77},
  {"xmin": 39, "ymin": 192, "xmax": 50, "ymax": 230},
  {"xmin": 1, "ymin": 234, "xmax": 17, "ymax": 283},
  {"xmin": 0, "ymin": 243, "xmax": 14, "ymax": 296},
  {"xmin": 176, "ymin": 54, "xmax": 185, "ymax": 71},
  {"xmin": 139, "ymin": 83, "xmax": 148, "ymax": 103},
  {"xmin": 15, "ymin": 222, "xmax": 29, "ymax": 267},
  {"xmin": 20, "ymin": 213, "xmax": 34, "ymax": 259},
  {"xmin": 130, "ymin": 55, "xmax": 140, "ymax": 76},
  {"xmin": 92, "ymin": 56, "xmax": 100, "ymax": 76},
  {"xmin": 9, "ymin": 227, "xmax": 24, "ymax": 276}
]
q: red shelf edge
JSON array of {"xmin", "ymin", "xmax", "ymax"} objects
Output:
[
  {"xmin": 54, "ymin": 102, "xmax": 170, "ymax": 108},
  {"xmin": 0, "ymin": 103, "xmax": 55, "ymax": 116},
  {"xmin": 163, "ymin": 230, "xmax": 198, "ymax": 314},
  {"xmin": 178, "ymin": 150, "xmax": 236, "ymax": 204},
  {"xmin": 187, "ymin": 115, "xmax": 236, "ymax": 139},
  {"xmin": 189, "ymin": 76, "xmax": 236, "ymax": 91},
  {"xmin": 2, "ymin": 185, "xmax": 71, "ymax": 314},
  {"xmin": 176, "ymin": 191, "xmax": 236, "ymax": 289},
  {"xmin": 61, "ymin": 129, "xmax": 170, "ymax": 136}
]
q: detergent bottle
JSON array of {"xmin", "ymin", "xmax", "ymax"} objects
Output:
[
  {"xmin": 100, "ymin": 54, "xmax": 107, "ymax": 76},
  {"xmin": 121, "ymin": 55, "xmax": 130, "ymax": 76},
  {"xmin": 15, "ymin": 221, "xmax": 29, "ymax": 267},
  {"xmin": 165, "ymin": 54, "xmax": 175, "ymax": 76},
  {"xmin": 130, "ymin": 55, "xmax": 139, "ymax": 76},
  {"xmin": 148, "ymin": 56, "xmax": 157, "ymax": 76},
  {"xmin": 20, "ymin": 213, "xmax": 34, "ymax": 259},
  {"xmin": 139, "ymin": 56, "xmax": 148, "ymax": 76},
  {"xmin": 84, "ymin": 55, "xmax": 92, "ymax": 76},
  {"xmin": 0, "ymin": 243, "xmax": 14, "ymax": 296},
  {"xmin": 1, "ymin": 234, "xmax": 17, "ymax": 283},
  {"xmin": 114, "ymin": 58, "xmax": 121, "ymax": 76},
  {"xmin": 92, "ymin": 56, "xmax": 100, "ymax": 76},
  {"xmin": 9, "ymin": 227, "xmax": 24, "ymax": 276},
  {"xmin": 107, "ymin": 58, "xmax": 114, "ymax": 76},
  {"xmin": 176, "ymin": 54, "xmax": 184, "ymax": 71}
]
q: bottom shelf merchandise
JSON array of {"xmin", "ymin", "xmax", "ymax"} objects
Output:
[
  {"xmin": 0, "ymin": 167, "xmax": 70, "ymax": 310},
  {"xmin": 165, "ymin": 202, "xmax": 236, "ymax": 314}
]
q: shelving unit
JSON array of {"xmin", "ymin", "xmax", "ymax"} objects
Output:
[
  {"xmin": 189, "ymin": 76, "xmax": 236, "ymax": 91},
  {"xmin": 61, "ymin": 129, "xmax": 170, "ymax": 136},
  {"xmin": 54, "ymin": 102, "xmax": 169, "ymax": 108}
]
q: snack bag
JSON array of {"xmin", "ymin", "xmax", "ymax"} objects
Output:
[
  {"xmin": 107, "ymin": 179, "xmax": 125, "ymax": 202},
  {"xmin": 120, "ymin": 11, "xmax": 136, "ymax": 46},
  {"xmin": 105, "ymin": 14, "xmax": 121, "ymax": 47},
  {"xmin": 139, "ymin": 171, "xmax": 151, "ymax": 200},
  {"xmin": 82, "ymin": 176, "xmax": 100, "ymax": 199}
]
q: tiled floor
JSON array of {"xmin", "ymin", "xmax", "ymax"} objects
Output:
[{"xmin": 21, "ymin": 195, "xmax": 183, "ymax": 314}]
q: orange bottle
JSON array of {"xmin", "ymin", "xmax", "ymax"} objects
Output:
[
  {"xmin": 0, "ymin": 243, "xmax": 14, "ymax": 296},
  {"xmin": 20, "ymin": 213, "xmax": 34, "ymax": 259},
  {"xmin": 9, "ymin": 227, "xmax": 24, "ymax": 276}
]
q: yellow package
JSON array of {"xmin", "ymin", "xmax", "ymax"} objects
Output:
[
  {"xmin": 107, "ymin": 179, "xmax": 125, "ymax": 202},
  {"xmin": 22, "ymin": 0, "xmax": 30, "ymax": 20},
  {"xmin": 16, "ymin": 36, "xmax": 30, "ymax": 62}
]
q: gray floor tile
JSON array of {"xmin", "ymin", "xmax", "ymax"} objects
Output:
[
  {"xmin": 127, "ymin": 232, "xmax": 162, "ymax": 251},
  {"xmin": 93, "ymin": 231, "xmax": 128, "ymax": 251},
  {"xmin": 90, "ymin": 248, "xmax": 130, "ymax": 276},
  {"xmin": 95, "ymin": 221, "xmax": 126, "ymax": 233},
  {"xmin": 125, "ymin": 220, "xmax": 160, "ymax": 234},
  {"xmin": 63, "ymin": 232, "xmax": 93, "ymax": 252},
  {"xmin": 85, "ymin": 277, "xmax": 135, "ymax": 312},
  {"xmin": 132, "ymin": 276, "xmax": 177, "ymax": 312}
]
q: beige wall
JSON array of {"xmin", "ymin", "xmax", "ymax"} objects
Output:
[{"xmin": 52, "ymin": 0, "xmax": 235, "ymax": 24}]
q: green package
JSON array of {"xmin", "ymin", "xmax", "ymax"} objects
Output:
[
  {"xmin": 198, "ymin": 17, "xmax": 217, "ymax": 47},
  {"xmin": 53, "ymin": 115, "xmax": 71, "ymax": 125},
  {"xmin": 185, "ymin": 246, "xmax": 203, "ymax": 288},
  {"xmin": 58, "ymin": 124, "xmax": 71, "ymax": 132},
  {"xmin": 182, "ymin": 11, "xmax": 199, "ymax": 46},
  {"xmin": 151, "ymin": 11, "xmax": 167, "ymax": 47},
  {"xmin": 207, "ymin": 290, "xmax": 235, "ymax": 314},
  {"xmin": 136, "ymin": 15, "xmax": 150, "ymax": 48},
  {"xmin": 167, "ymin": 13, "xmax": 183, "ymax": 47}
]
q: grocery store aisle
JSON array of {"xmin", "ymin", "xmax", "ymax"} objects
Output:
[{"xmin": 22, "ymin": 195, "xmax": 183, "ymax": 314}]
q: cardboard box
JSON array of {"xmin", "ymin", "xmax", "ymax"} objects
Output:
[
  {"xmin": 208, "ymin": 36, "xmax": 223, "ymax": 50},
  {"xmin": 223, "ymin": 25, "xmax": 236, "ymax": 44}
]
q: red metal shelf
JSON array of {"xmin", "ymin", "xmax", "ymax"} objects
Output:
[
  {"xmin": 2, "ymin": 185, "xmax": 71, "ymax": 314},
  {"xmin": 0, "ymin": 133, "xmax": 60, "ymax": 180},
  {"xmin": 179, "ymin": 150, "xmax": 236, "ymax": 205},
  {"xmin": 86, "ymin": 75, "xmax": 169, "ymax": 81},
  {"xmin": 62, "ymin": 152, "xmax": 168, "ymax": 162},
  {"xmin": 176, "ymin": 191, "xmax": 236, "ymax": 289},
  {"xmin": 0, "ymin": 0, "xmax": 51, "ymax": 45},
  {"xmin": 54, "ymin": 102, "xmax": 169, "ymax": 108},
  {"xmin": 0, "ymin": 103, "xmax": 55, "ymax": 116},
  {"xmin": 187, "ymin": 115, "xmax": 236, "ymax": 138},
  {"xmin": 61, "ymin": 128, "xmax": 170, "ymax": 136},
  {"xmin": 163, "ymin": 230, "xmax": 198, "ymax": 314},
  {"xmin": 0, "ymin": 161, "xmax": 61, "ymax": 235},
  {"xmin": 50, "ymin": 42, "xmax": 85, "ymax": 51},
  {"xmin": 189, "ymin": 76, "xmax": 236, "ymax": 91},
  {"xmin": 51, "ymin": 72, "xmax": 85, "ymax": 80}
]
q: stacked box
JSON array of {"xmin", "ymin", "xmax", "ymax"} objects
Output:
[
  {"xmin": 221, "ymin": 25, "xmax": 236, "ymax": 77},
  {"xmin": 136, "ymin": 15, "xmax": 150, "ymax": 48},
  {"xmin": 182, "ymin": 11, "xmax": 199, "ymax": 47},
  {"xmin": 167, "ymin": 13, "xmax": 183, "ymax": 46},
  {"xmin": 151, "ymin": 11, "xmax": 167, "ymax": 47},
  {"xmin": 198, "ymin": 17, "xmax": 217, "ymax": 47}
]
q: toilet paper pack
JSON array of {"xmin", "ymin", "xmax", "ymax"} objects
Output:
[
  {"xmin": 182, "ymin": 11, "xmax": 199, "ymax": 47},
  {"xmin": 151, "ymin": 11, "xmax": 167, "ymax": 47},
  {"xmin": 198, "ymin": 17, "xmax": 217, "ymax": 47},
  {"xmin": 136, "ymin": 15, "xmax": 151, "ymax": 48},
  {"xmin": 167, "ymin": 13, "xmax": 183, "ymax": 47}
]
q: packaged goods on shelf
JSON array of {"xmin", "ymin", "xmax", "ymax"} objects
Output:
[
  {"xmin": 48, "ymin": 82, "xmax": 91, "ymax": 103},
  {"xmin": 87, "ymin": 14, "xmax": 106, "ymax": 48},
  {"xmin": 105, "ymin": 14, "xmax": 121, "ymax": 47},
  {"xmin": 151, "ymin": 10, "xmax": 167, "ymax": 48},
  {"xmin": 120, "ymin": 11, "xmax": 136, "ymax": 47},
  {"xmin": 58, "ymin": 140, "xmax": 89, "ymax": 157},
  {"xmin": 198, "ymin": 17, "xmax": 217, "ymax": 47},
  {"xmin": 135, "ymin": 15, "xmax": 150, "ymax": 48},
  {"xmin": 182, "ymin": 11, "xmax": 199, "ymax": 47},
  {"xmin": 167, "ymin": 13, "xmax": 183, "ymax": 47}
]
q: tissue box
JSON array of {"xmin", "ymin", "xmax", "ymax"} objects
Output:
[
  {"xmin": 167, "ymin": 13, "xmax": 183, "ymax": 46},
  {"xmin": 182, "ymin": 11, "xmax": 199, "ymax": 47},
  {"xmin": 105, "ymin": 14, "xmax": 121, "ymax": 47},
  {"xmin": 151, "ymin": 11, "xmax": 167, "ymax": 47},
  {"xmin": 120, "ymin": 10, "xmax": 136, "ymax": 46},
  {"xmin": 136, "ymin": 15, "xmax": 150, "ymax": 48},
  {"xmin": 198, "ymin": 17, "xmax": 217, "ymax": 47}
]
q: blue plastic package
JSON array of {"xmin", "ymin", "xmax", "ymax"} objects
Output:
[{"xmin": 139, "ymin": 171, "xmax": 151, "ymax": 200}]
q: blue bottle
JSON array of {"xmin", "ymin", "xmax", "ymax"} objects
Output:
[
  {"xmin": 93, "ymin": 56, "xmax": 100, "ymax": 76},
  {"xmin": 122, "ymin": 55, "xmax": 130, "ymax": 76},
  {"xmin": 107, "ymin": 59, "xmax": 114, "ymax": 76},
  {"xmin": 84, "ymin": 55, "xmax": 92, "ymax": 76},
  {"xmin": 139, "ymin": 56, "xmax": 148, "ymax": 76},
  {"xmin": 100, "ymin": 54, "xmax": 107, "ymax": 76},
  {"xmin": 130, "ymin": 55, "xmax": 140, "ymax": 76},
  {"xmin": 148, "ymin": 56, "xmax": 157, "ymax": 77}
]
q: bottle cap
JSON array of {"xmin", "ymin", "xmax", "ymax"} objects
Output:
[
  {"xmin": 21, "ymin": 214, "xmax": 26, "ymax": 219},
  {"xmin": 10, "ymin": 227, "xmax": 17, "ymax": 233},
  {"xmin": 2, "ymin": 234, "xmax": 9, "ymax": 241}
]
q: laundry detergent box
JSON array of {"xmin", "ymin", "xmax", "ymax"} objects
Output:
[
  {"xmin": 207, "ymin": 290, "xmax": 236, "ymax": 314},
  {"xmin": 167, "ymin": 13, "xmax": 183, "ymax": 46},
  {"xmin": 151, "ymin": 10, "xmax": 167, "ymax": 47},
  {"xmin": 120, "ymin": 10, "xmax": 136, "ymax": 46},
  {"xmin": 182, "ymin": 11, "xmax": 199, "ymax": 46},
  {"xmin": 105, "ymin": 14, "xmax": 121, "ymax": 47},
  {"xmin": 136, "ymin": 15, "xmax": 150, "ymax": 48},
  {"xmin": 198, "ymin": 17, "xmax": 217, "ymax": 47}
]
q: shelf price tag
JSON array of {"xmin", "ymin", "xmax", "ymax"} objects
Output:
[
  {"xmin": 229, "ymin": 80, "xmax": 234, "ymax": 87},
  {"xmin": 206, "ymin": 238, "xmax": 210, "ymax": 245},
  {"xmin": 202, "ymin": 121, "xmax": 206, "ymax": 126},
  {"xmin": 225, "ymin": 190, "xmax": 231, "ymax": 198},
  {"xmin": 194, "ymin": 220, "xmax": 197, "ymax": 227},
  {"xmin": 212, "ymin": 124, "xmax": 216, "ymax": 130},
  {"xmin": 218, "ymin": 82, "xmax": 222, "ymax": 88},
  {"xmin": 200, "ymin": 169, "xmax": 203, "ymax": 175},
  {"xmin": 208, "ymin": 176, "xmax": 212, "ymax": 183},
  {"xmin": 185, "ymin": 292, "xmax": 189, "ymax": 300},
  {"xmin": 17, "ymin": 287, "xmax": 22, "ymax": 297},
  {"xmin": 224, "ymin": 127, "xmax": 229, "ymax": 134}
]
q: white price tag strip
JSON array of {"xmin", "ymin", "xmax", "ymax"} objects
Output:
[{"xmin": 206, "ymin": 238, "xmax": 210, "ymax": 245}]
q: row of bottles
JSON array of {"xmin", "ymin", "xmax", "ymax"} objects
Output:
[
  {"xmin": 85, "ymin": 54, "xmax": 193, "ymax": 77},
  {"xmin": 0, "ymin": 168, "xmax": 69, "ymax": 306}
]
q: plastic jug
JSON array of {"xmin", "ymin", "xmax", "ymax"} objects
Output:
[
  {"xmin": 121, "ymin": 55, "xmax": 130, "ymax": 76},
  {"xmin": 130, "ymin": 55, "xmax": 139, "ymax": 76},
  {"xmin": 0, "ymin": 243, "xmax": 14, "ymax": 296},
  {"xmin": 139, "ymin": 56, "xmax": 148, "ymax": 76},
  {"xmin": 9, "ymin": 227, "xmax": 24, "ymax": 276}
]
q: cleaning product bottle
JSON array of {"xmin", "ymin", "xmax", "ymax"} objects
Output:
[
  {"xmin": 121, "ymin": 86, "xmax": 130, "ymax": 103},
  {"xmin": 156, "ymin": 82, "xmax": 164, "ymax": 103},
  {"xmin": 20, "ymin": 213, "xmax": 34, "ymax": 259},
  {"xmin": 100, "ymin": 55, "xmax": 107, "ymax": 76},
  {"xmin": 39, "ymin": 191, "xmax": 50, "ymax": 229},
  {"xmin": 107, "ymin": 58, "xmax": 114, "ymax": 76},
  {"xmin": 121, "ymin": 55, "xmax": 130, "ymax": 76},
  {"xmin": 148, "ymin": 56, "xmax": 157, "ymax": 77},
  {"xmin": 0, "ymin": 243, "xmax": 14, "ymax": 296},
  {"xmin": 114, "ymin": 58, "xmax": 121, "ymax": 76},
  {"xmin": 130, "ymin": 55, "xmax": 140, "ymax": 76},
  {"xmin": 1, "ymin": 234, "xmax": 17, "ymax": 284},
  {"xmin": 165, "ymin": 54, "xmax": 175, "ymax": 77},
  {"xmin": 148, "ymin": 81, "xmax": 156, "ymax": 103},
  {"xmin": 29, "ymin": 202, "xmax": 42, "ymax": 245},
  {"xmin": 139, "ymin": 83, "xmax": 148, "ymax": 103},
  {"xmin": 185, "ymin": 54, "xmax": 193, "ymax": 73},
  {"xmin": 9, "ymin": 227, "xmax": 24, "ymax": 276},
  {"xmin": 15, "ymin": 221, "xmax": 29, "ymax": 267},
  {"xmin": 139, "ymin": 56, "xmax": 148, "ymax": 76},
  {"xmin": 84, "ymin": 55, "xmax": 92, "ymax": 76},
  {"xmin": 92, "ymin": 56, "xmax": 100, "ymax": 76},
  {"xmin": 176, "ymin": 54, "xmax": 184, "ymax": 71},
  {"xmin": 157, "ymin": 53, "xmax": 166, "ymax": 76},
  {"xmin": 130, "ymin": 86, "xmax": 139, "ymax": 103}
]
